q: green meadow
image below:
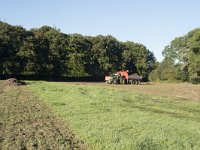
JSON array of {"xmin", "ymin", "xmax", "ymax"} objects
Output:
[{"xmin": 29, "ymin": 81, "xmax": 200, "ymax": 150}]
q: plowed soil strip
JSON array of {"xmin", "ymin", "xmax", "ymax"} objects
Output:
[{"xmin": 0, "ymin": 83, "xmax": 86, "ymax": 150}]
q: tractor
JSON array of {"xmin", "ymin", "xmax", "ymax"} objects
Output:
[{"xmin": 105, "ymin": 70, "xmax": 142, "ymax": 84}]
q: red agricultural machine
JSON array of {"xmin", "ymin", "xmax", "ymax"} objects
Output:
[{"xmin": 105, "ymin": 70, "xmax": 142, "ymax": 84}]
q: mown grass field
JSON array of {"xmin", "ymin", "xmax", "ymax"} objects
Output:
[
  {"xmin": 29, "ymin": 81, "xmax": 200, "ymax": 150},
  {"xmin": 65, "ymin": 82, "xmax": 200, "ymax": 101}
]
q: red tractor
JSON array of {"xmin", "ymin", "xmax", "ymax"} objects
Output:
[{"xmin": 105, "ymin": 70, "xmax": 142, "ymax": 84}]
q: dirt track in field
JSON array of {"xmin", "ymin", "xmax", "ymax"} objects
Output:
[
  {"xmin": 64, "ymin": 82, "xmax": 200, "ymax": 101},
  {"xmin": 0, "ymin": 80, "xmax": 87, "ymax": 150}
]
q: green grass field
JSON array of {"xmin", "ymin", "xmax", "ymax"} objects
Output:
[{"xmin": 29, "ymin": 81, "xmax": 200, "ymax": 150}]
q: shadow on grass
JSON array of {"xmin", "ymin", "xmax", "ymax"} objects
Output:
[
  {"xmin": 136, "ymin": 138, "xmax": 161, "ymax": 150},
  {"xmin": 122, "ymin": 100, "xmax": 200, "ymax": 122}
]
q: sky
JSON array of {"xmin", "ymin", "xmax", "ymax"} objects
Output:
[{"xmin": 1, "ymin": 0, "xmax": 200, "ymax": 61}]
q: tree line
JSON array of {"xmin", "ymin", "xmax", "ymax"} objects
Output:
[
  {"xmin": 0, "ymin": 21, "xmax": 157, "ymax": 81},
  {"xmin": 150, "ymin": 28, "xmax": 200, "ymax": 83}
]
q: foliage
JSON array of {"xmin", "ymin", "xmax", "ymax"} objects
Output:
[
  {"xmin": 0, "ymin": 21, "xmax": 156, "ymax": 80},
  {"xmin": 30, "ymin": 81, "xmax": 200, "ymax": 150},
  {"xmin": 122, "ymin": 42, "xmax": 156, "ymax": 80},
  {"xmin": 149, "ymin": 58, "xmax": 178, "ymax": 82},
  {"xmin": 151, "ymin": 28, "xmax": 200, "ymax": 83}
]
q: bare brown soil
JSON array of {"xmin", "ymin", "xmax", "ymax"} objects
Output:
[
  {"xmin": 2, "ymin": 78, "xmax": 26, "ymax": 86},
  {"xmin": 0, "ymin": 82, "xmax": 87, "ymax": 150},
  {"xmin": 64, "ymin": 82, "xmax": 200, "ymax": 101}
]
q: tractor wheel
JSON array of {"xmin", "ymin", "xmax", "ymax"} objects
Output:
[
  {"xmin": 120, "ymin": 77, "xmax": 125, "ymax": 84},
  {"xmin": 134, "ymin": 80, "xmax": 137, "ymax": 84},
  {"xmin": 113, "ymin": 80, "xmax": 118, "ymax": 84},
  {"xmin": 130, "ymin": 80, "xmax": 134, "ymax": 84},
  {"xmin": 136, "ymin": 80, "xmax": 139, "ymax": 85},
  {"xmin": 121, "ymin": 79, "xmax": 125, "ymax": 84}
]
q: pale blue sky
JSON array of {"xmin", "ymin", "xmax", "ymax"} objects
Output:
[{"xmin": 1, "ymin": 0, "xmax": 200, "ymax": 61}]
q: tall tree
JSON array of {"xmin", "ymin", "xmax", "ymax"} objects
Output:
[
  {"xmin": 67, "ymin": 34, "xmax": 92, "ymax": 77},
  {"xmin": 0, "ymin": 21, "xmax": 157, "ymax": 81},
  {"xmin": 161, "ymin": 28, "xmax": 200, "ymax": 82},
  {"xmin": 122, "ymin": 41, "xmax": 156, "ymax": 80},
  {"xmin": 0, "ymin": 22, "xmax": 27, "ymax": 75},
  {"xmin": 91, "ymin": 35, "xmax": 123, "ymax": 77},
  {"xmin": 31, "ymin": 26, "xmax": 69, "ymax": 76}
]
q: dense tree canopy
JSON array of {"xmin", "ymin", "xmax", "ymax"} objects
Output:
[
  {"xmin": 150, "ymin": 28, "xmax": 200, "ymax": 83},
  {"xmin": 0, "ymin": 21, "xmax": 157, "ymax": 81}
]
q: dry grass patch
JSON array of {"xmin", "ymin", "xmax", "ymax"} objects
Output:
[{"xmin": 64, "ymin": 82, "xmax": 200, "ymax": 101}]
